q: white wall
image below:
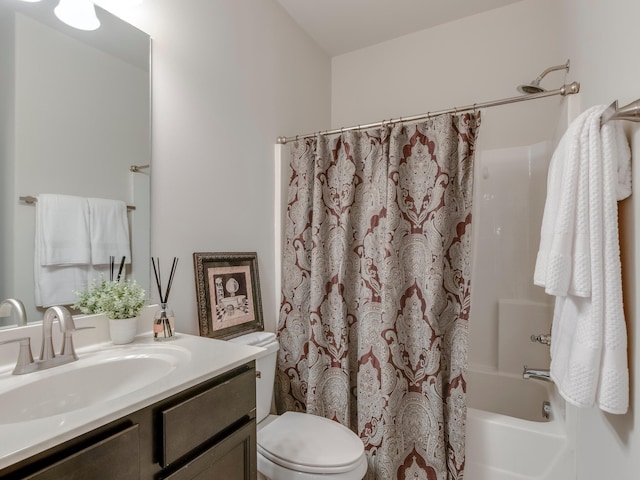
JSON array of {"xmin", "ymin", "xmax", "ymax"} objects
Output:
[
  {"xmin": 113, "ymin": 0, "xmax": 331, "ymax": 335},
  {"xmin": 559, "ymin": 1, "xmax": 640, "ymax": 478},
  {"xmin": 331, "ymin": 0, "xmax": 564, "ymax": 148}
]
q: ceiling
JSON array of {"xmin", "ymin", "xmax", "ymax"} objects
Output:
[{"xmin": 276, "ymin": 0, "xmax": 525, "ymax": 57}]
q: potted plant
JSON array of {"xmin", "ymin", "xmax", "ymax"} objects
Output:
[{"xmin": 74, "ymin": 278, "xmax": 146, "ymax": 344}]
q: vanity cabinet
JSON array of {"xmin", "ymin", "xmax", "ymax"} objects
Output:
[{"xmin": 0, "ymin": 362, "xmax": 257, "ymax": 480}]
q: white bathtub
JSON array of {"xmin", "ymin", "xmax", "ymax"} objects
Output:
[{"xmin": 465, "ymin": 368, "xmax": 575, "ymax": 480}]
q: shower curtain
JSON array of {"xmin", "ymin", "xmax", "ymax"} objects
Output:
[{"xmin": 276, "ymin": 112, "xmax": 480, "ymax": 480}]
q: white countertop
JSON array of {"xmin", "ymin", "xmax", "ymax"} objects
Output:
[{"xmin": 0, "ymin": 332, "xmax": 265, "ymax": 470}]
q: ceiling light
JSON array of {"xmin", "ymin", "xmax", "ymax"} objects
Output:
[{"xmin": 54, "ymin": 0, "xmax": 101, "ymax": 31}]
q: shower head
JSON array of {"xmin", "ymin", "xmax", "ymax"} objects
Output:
[{"xmin": 517, "ymin": 60, "xmax": 570, "ymax": 94}]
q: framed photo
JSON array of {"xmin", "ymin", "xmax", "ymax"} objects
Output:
[{"xmin": 193, "ymin": 252, "xmax": 264, "ymax": 339}]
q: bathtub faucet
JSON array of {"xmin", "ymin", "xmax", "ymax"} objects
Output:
[{"xmin": 523, "ymin": 366, "xmax": 552, "ymax": 382}]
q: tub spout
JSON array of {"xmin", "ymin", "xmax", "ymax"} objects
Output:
[{"xmin": 523, "ymin": 366, "xmax": 552, "ymax": 382}]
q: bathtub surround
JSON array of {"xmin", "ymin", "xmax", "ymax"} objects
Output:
[
  {"xmin": 465, "ymin": 368, "xmax": 574, "ymax": 478},
  {"xmin": 534, "ymin": 105, "xmax": 632, "ymax": 414},
  {"xmin": 277, "ymin": 114, "xmax": 480, "ymax": 480}
]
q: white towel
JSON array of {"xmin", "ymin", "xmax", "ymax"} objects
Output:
[
  {"xmin": 34, "ymin": 194, "xmax": 91, "ymax": 307},
  {"xmin": 534, "ymin": 105, "xmax": 631, "ymax": 414},
  {"xmin": 88, "ymin": 197, "xmax": 131, "ymax": 265},
  {"xmin": 37, "ymin": 194, "xmax": 91, "ymax": 266}
]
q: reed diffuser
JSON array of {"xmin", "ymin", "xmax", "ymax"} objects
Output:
[{"xmin": 152, "ymin": 257, "xmax": 178, "ymax": 341}]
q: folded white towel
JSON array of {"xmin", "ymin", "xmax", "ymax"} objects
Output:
[
  {"xmin": 534, "ymin": 105, "xmax": 631, "ymax": 414},
  {"xmin": 37, "ymin": 194, "xmax": 91, "ymax": 266},
  {"xmin": 88, "ymin": 197, "xmax": 131, "ymax": 266},
  {"xmin": 34, "ymin": 194, "xmax": 91, "ymax": 306},
  {"xmin": 34, "ymin": 264, "xmax": 89, "ymax": 307}
]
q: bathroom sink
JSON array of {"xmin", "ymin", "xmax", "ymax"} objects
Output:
[{"xmin": 0, "ymin": 344, "xmax": 191, "ymax": 424}]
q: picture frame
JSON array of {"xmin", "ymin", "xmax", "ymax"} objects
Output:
[{"xmin": 193, "ymin": 252, "xmax": 264, "ymax": 339}]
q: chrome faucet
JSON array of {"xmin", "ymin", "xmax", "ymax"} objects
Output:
[
  {"xmin": 523, "ymin": 366, "xmax": 552, "ymax": 382},
  {"xmin": 0, "ymin": 306, "xmax": 93, "ymax": 375},
  {"xmin": 40, "ymin": 306, "xmax": 93, "ymax": 363},
  {"xmin": 0, "ymin": 298, "xmax": 28, "ymax": 326}
]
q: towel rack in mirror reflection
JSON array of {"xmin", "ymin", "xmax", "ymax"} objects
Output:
[
  {"xmin": 130, "ymin": 164, "xmax": 150, "ymax": 173},
  {"xmin": 19, "ymin": 196, "xmax": 136, "ymax": 211}
]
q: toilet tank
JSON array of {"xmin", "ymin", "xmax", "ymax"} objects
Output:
[{"xmin": 229, "ymin": 332, "xmax": 279, "ymax": 423}]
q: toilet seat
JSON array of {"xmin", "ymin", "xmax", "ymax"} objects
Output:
[{"xmin": 258, "ymin": 412, "xmax": 366, "ymax": 475}]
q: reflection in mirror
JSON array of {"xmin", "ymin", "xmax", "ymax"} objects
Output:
[{"xmin": 0, "ymin": 0, "xmax": 151, "ymax": 327}]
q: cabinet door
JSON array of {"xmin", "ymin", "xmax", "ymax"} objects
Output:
[
  {"xmin": 161, "ymin": 367, "xmax": 255, "ymax": 466},
  {"xmin": 162, "ymin": 419, "xmax": 256, "ymax": 480},
  {"xmin": 24, "ymin": 424, "xmax": 139, "ymax": 480}
]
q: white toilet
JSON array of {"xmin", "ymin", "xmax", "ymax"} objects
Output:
[{"xmin": 230, "ymin": 332, "xmax": 368, "ymax": 480}]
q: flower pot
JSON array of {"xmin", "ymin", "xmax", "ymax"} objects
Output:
[{"xmin": 109, "ymin": 316, "xmax": 138, "ymax": 345}]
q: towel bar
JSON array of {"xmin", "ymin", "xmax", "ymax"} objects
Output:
[
  {"xmin": 19, "ymin": 196, "xmax": 136, "ymax": 211},
  {"xmin": 601, "ymin": 99, "xmax": 640, "ymax": 125}
]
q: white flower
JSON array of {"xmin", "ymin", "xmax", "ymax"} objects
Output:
[{"xmin": 74, "ymin": 278, "xmax": 146, "ymax": 319}]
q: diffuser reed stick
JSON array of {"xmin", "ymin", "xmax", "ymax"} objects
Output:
[{"xmin": 116, "ymin": 256, "xmax": 126, "ymax": 281}]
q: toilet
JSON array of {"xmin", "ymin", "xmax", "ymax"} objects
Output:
[{"xmin": 229, "ymin": 332, "xmax": 368, "ymax": 480}]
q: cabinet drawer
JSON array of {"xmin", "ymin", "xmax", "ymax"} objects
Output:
[
  {"xmin": 161, "ymin": 419, "xmax": 256, "ymax": 480},
  {"xmin": 161, "ymin": 367, "xmax": 255, "ymax": 466},
  {"xmin": 25, "ymin": 424, "xmax": 139, "ymax": 480}
]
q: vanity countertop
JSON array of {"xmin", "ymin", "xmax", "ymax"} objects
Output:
[{"xmin": 0, "ymin": 332, "xmax": 265, "ymax": 470}]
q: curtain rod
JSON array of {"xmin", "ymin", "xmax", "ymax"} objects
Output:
[{"xmin": 276, "ymin": 81, "xmax": 581, "ymax": 144}]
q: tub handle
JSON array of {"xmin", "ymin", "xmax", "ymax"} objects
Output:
[{"xmin": 530, "ymin": 333, "xmax": 551, "ymax": 346}]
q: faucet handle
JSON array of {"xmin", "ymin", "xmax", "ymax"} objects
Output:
[
  {"xmin": 60, "ymin": 326, "xmax": 95, "ymax": 359},
  {"xmin": 0, "ymin": 337, "xmax": 35, "ymax": 374}
]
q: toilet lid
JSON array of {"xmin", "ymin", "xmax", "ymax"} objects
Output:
[{"xmin": 258, "ymin": 412, "xmax": 365, "ymax": 474}]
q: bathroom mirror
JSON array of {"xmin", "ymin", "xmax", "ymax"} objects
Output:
[{"xmin": 0, "ymin": 0, "xmax": 151, "ymax": 327}]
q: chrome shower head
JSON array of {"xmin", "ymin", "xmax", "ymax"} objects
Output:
[
  {"xmin": 517, "ymin": 60, "xmax": 570, "ymax": 94},
  {"xmin": 517, "ymin": 83, "xmax": 546, "ymax": 94}
]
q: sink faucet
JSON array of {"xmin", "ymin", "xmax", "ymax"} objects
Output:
[
  {"xmin": 40, "ymin": 306, "xmax": 93, "ymax": 363},
  {"xmin": 0, "ymin": 306, "xmax": 93, "ymax": 375},
  {"xmin": 523, "ymin": 366, "xmax": 552, "ymax": 382},
  {"xmin": 0, "ymin": 298, "xmax": 27, "ymax": 326}
]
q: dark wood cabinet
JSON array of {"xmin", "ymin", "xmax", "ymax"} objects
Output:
[
  {"xmin": 0, "ymin": 362, "xmax": 256, "ymax": 480},
  {"xmin": 161, "ymin": 420, "xmax": 256, "ymax": 480},
  {"xmin": 24, "ymin": 425, "xmax": 140, "ymax": 480}
]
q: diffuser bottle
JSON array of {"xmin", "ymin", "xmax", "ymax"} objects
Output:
[{"xmin": 153, "ymin": 303, "xmax": 175, "ymax": 341}]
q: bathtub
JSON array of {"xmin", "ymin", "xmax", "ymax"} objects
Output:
[{"xmin": 465, "ymin": 368, "xmax": 575, "ymax": 480}]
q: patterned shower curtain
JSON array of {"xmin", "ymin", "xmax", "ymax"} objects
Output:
[{"xmin": 276, "ymin": 112, "xmax": 481, "ymax": 480}]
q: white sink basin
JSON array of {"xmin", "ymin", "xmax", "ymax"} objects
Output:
[{"xmin": 0, "ymin": 344, "xmax": 191, "ymax": 424}]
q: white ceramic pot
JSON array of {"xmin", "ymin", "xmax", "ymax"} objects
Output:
[{"xmin": 108, "ymin": 316, "xmax": 138, "ymax": 345}]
